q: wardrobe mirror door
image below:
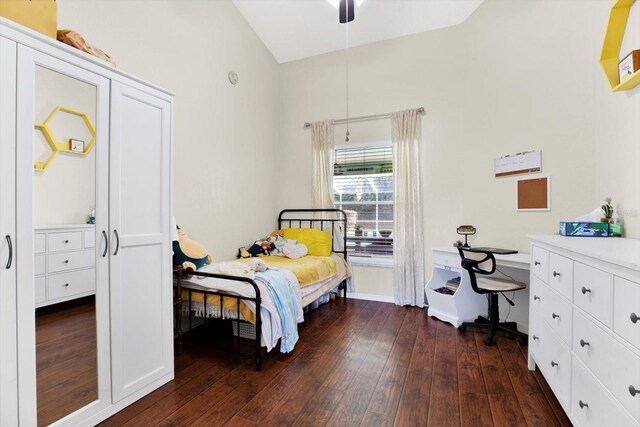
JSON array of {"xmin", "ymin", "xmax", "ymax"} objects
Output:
[{"xmin": 33, "ymin": 65, "xmax": 99, "ymax": 427}]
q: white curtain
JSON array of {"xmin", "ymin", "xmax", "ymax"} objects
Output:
[
  {"xmin": 391, "ymin": 109, "xmax": 425, "ymax": 307},
  {"xmin": 311, "ymin": 120, "xmax": 349, "ymax": 291},
  {"xmin": 311, "ymin": 120, "xmax": 336, "ymax": 210}
]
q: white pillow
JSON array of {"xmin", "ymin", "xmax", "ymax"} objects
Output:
[{"xmin": 283, "ymin": 243, "xmax": 307, "ymax": 259}]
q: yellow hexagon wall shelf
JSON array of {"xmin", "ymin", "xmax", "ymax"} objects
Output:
[
  {"xmin": 33, "ymin": 123, "xmax": 59, "ymax": 172},
  {"xmin": 600, "ymin": 0, "xmax": 640, "ymax": 92},
  {"xmin": 33, "ymin": 106, "xmax": 96, "ymax": 172}
]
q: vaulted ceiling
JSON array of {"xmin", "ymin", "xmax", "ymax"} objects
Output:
[{"xmin": 232, "ymin": 0, "xmax": 483, "ymax": 63}]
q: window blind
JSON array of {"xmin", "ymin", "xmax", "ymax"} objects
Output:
[{"xmin": 333, "ymin": 145, "xmax": 393, "ymax": 256}]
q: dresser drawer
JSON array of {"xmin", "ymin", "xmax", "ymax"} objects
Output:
[
  {"xmin": 571, "ymin": 356, "xmax": 638, "ymax": 427},
  {"xmin": 48, "ymin": 231, "xmax": 83, "ymax": 252},
  {"xmin": 432, "ymin": 250, "xmax": 461, "ymax": 272},
  {"xmin": 574, "ymin": 262, "xmax": 612, "ymax": 327},
  {"xmin": 48, "ymin": 250, "xmax": 95, "ymax": 273},
  {"xmin": 531, "ymin": 246, "xmax": 549, "ymax": 283},
  {"xmin": 531, "ymin": 278, "xmax": 572, "ymax": 345},
  {"xmin": 34, "ymin": 233, "xmax": 46, "ymax": 254},
  {"xmin": 614, "ymin": 277, "xmax": 640, "ymax": 352},
  {"xmin": 47, "ymin": 269, "xmax": 95, "ymax": 301},
  {"xmin": 533, "ymin": 312, "xmax": 572, "ymax": 407},
  {"xmin": 35, "ymin": 276, "xmax": 46, "ymax": 304},
  {"xmin": 573, "ymin": 310, "xmax": 640, "ymax": 422},
  {"xmin": 35, "ymin": 254, "xmax": 46, "ymax": 276},
  {"xmin": 549, "ymin": 252, "xmax": 574, "ymax": 302}
]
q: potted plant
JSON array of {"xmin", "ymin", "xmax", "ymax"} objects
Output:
[{"xmin": 602, "ymin": 198, "xmax": 613, "ymax": 222}]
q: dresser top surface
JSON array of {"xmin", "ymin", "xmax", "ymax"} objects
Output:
[{"xmin": 529, "ymin": 235, "xmax": 640, "ymax": 271}]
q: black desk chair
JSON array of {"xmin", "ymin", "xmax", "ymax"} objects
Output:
[{"xmin": 457, "ymin": 247, "xmax": 528, "ymax": 346}]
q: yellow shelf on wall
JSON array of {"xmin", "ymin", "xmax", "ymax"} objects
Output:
[
  {"xmin": 600, "ymin": 0, "xmax": 639, "ymax": 92},
  {"xmin": 33, "ymin": 106, "xmax": 96, "ymax": 172}
]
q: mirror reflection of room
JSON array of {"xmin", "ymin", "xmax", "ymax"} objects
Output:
[{"xmin": 33, "ymin": 65, "xmax": 98, "ymax": 427}]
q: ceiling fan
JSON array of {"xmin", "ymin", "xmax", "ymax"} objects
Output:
[{"xmin": 339, "ymin": 0, "xmax": 355, "ymax": 23}]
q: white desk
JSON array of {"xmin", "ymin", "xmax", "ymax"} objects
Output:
[{"xmin": 425, "ymin": 247, "xmax": 530, "ymax": 330}]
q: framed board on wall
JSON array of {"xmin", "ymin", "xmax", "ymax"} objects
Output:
[{"xmin": 517, "ymin": 176, "xmax": 550, "ymax": 211}]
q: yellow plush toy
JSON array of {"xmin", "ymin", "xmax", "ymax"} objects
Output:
[{"xmin": 172, "ymin": 227, "xmax": 212, "ymax": 271}]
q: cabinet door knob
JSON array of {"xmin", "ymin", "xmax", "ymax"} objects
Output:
[
  {"xmin": 64, "ymin": 239, "xmax": 69, "ymax": 244},
  {"xmin": 551, "ymin": 361, "xmax": 558, "ymax": 367},
  {"xmin": 64, "ymin": 283, "xmax": 69, "ymax": 287},
  {"xmin": 532, "ymin": 335, "xmax": 539, "ymax": 341},
  {"xmin": 579, "ymin": 339, "xmax": 590, "ymax": 347},
  {"xmin": 552, "ymin": 313, "xmax": 560, "ymax": 319},
  {"xmin": 534, "ymin": 295, "xmax": 540, "ymax": 301},
  {"xmin": 553, "ymin": 271, "xmax": 561, "ymax": 277},
  {"xmin": 581, "ymin": 286, "xmax": 591, "ymax": 294},
  {"xmin": 631, "ymin": 313, "xmax": 638, "ymax": 324},
  {"xmin": 630, "ymin": 385, "xmax": 639, "ymax": 397},
  {"xmin": 578, "ymin": 400, "xmax": 588, "ymax": 409},
  {"xmin": 64, "ymin": 260, "xmax": 69, "ymax": 264},
  {"xmin": 534, "ymin": 261, "xmax": 541, "ymax": 266}
]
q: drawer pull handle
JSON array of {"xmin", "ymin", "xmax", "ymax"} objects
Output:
[
  {"xmin": 532, "ymin": 335, "xmax": 539, "ymax": 341},
  {"xmin": 578, "ymin": 400, "xmax": 588, "ymax": 409},
  {"xmin": 630, "ymin": 386, "xmax": 639, "ymax": 397},
  {"xmin": 534, "ymin": 261, "xmax": 541, "ymax": 266},
  {"xmin": 552, "ymin": 313, "xmax": 560, "ymax": 319},
  {"xmin": 64, "ymin": 283, "xmax": 69, "ymax": 287},
  {"xmin": 533, "ymin": 295, "xmax": 540, "ymax": 301},
  {"xmin": 631, "ymin": 313, "xmax": 638, "ymax": 324},
  {"xmin": 552, "ymin": 271, "xmax": 561, "ymax": 278},
  {"xmin": 551, "ymin": 361, "xmax": 558, "ymax": 367},
  {"xmin": 579, "ymin": 339, "xmax": 589, "ymax": 347},
  {"xmin": 64, "ymin": 239, "xmax": 69, "ymax": 244},
  {"xmin": 581, "ymin": 286, "xmax": 591, "ymax": 294},
  {"xmin": 64, "ymin": 260, "xmax": 69, "ymax": 264},
  {"xmin": 5, "ymin": 235, "xmax": 12, "ymax": 270}
]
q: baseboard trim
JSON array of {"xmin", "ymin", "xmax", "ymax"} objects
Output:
[{"xmin": 347, "ymin": 292, "xmax": 395, "ymax": 303}]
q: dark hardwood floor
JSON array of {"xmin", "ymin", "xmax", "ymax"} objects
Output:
[
  {"xmin": 100, "ymin": 298, "xmax": 571, "ymax": 426},
  {"xmin": 36, "ymin": 297, "xmax": 98, "ymax": 427}
]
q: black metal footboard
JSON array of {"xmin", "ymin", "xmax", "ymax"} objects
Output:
[{"xmin": 173, "ymin": 267, "xmax": 263, "ymax": 371}]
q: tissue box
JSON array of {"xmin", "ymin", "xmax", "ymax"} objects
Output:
[{"xmin": 559, "ymin": 222, "xmax": 609, "ymax": 237}]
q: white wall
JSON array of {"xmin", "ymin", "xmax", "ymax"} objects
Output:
[
  {"xmin": 58, "ymin": 0, "xmax": 281, "ymax": 260},
  {"xmin": 34, "ymin": 66, "xmax": 96, "ymax": 225},
  {"xmin": 278, "ymin": 0, "xmax": 640, "ymax": 297}
]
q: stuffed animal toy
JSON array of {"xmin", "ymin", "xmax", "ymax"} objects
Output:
[
  {"xmin": 247, "ymin": 258, "xmax": 268, "ymax": 272},
  {"xmin": 238, "ymin": 247, "xmax": 251, "ymax": 259},
  {"xmin": 247, "ymin": 241, "xmax": 268, "ymax": 257},
  {"xmin": 172, "ymin": 227, "xmax": 212, "ymax": 271}
]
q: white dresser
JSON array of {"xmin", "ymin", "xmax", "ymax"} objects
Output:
[
  {"xmin": 34, "ymin": 225, "xmax": 96, "ymax": 308},
  {"xmin": 528, "ymin": 235, "xmax": 640, "ymax": 426}
]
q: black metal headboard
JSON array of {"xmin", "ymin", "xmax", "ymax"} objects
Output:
[{"xmin": 277, "ymin": 209, "xmax": 348, "ymax": 261}]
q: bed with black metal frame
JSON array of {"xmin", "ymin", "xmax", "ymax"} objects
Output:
[{"xmin": 173, "ymin": 208, "xmax": 348, "ymax": 371}]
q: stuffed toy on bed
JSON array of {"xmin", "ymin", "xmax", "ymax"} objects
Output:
[{"xmin": 172, "ymin": 227, "xmax": 212, "ymax": 271}]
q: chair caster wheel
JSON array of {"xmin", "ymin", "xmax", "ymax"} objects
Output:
[
  {"xmin": 458, "ymin": 325, "xmax": 466, "ymax": 333},
  {"xmin": 484, "ymin": 338, "xmax": 494, "ymax": 346}
]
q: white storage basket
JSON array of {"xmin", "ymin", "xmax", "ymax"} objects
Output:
[{"xmin": 232, "ymin": 321, "xmax": 256, "ymax": 340}]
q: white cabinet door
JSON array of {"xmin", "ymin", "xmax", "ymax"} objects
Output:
[
  {"xmin": 109, "ymin": 81, "xmax": 173, "ymax": 403},
  {"xmin": 0, "ymin": 35, "xmax": 18, "ymax": 427}
]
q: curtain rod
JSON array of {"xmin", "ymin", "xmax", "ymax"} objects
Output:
[{"xmin": 303, "ymin": 107, "xmax": 425, "ymax": 128}]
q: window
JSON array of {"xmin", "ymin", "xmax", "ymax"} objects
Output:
[{"xmin": 333, "ymin": 145, "xmax": 393, "ymax": 256}]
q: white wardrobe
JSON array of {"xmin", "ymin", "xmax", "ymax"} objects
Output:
[{"xmin": 0, "ymin": 18, "xmax": 173, "ymax": 426}]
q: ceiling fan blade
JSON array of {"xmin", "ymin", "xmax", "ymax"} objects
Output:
[{"xmin": 339, "ymin": 0, "xmax": 354, "ymax": 23}]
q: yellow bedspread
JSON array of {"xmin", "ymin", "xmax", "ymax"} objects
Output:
[
  {"xmin": 181, "ymin": 289, "xmax": 257, "ymax": 324},
  {"xmin": 238, "ymin": 255, "xmax": 338, "ymax": 288},
  {"xmin": 181, "ymin": 255, "xmax": 340, "ymax": 325}
]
